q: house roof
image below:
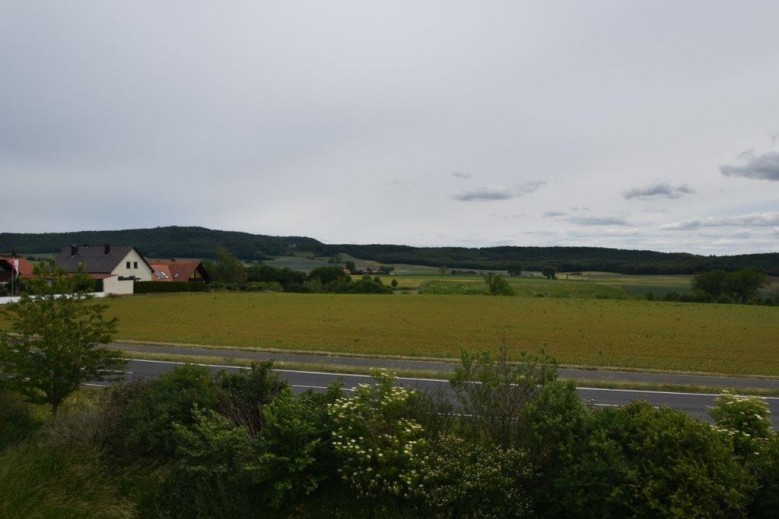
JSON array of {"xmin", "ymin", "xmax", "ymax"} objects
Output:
[
  {"xmin": 0, "ymin": 256, "xmax": 34, "ymax": 278},
  {"xmin": 55, "ymin": 244, "xmax": 151, "ymax": 274},
  {"xmin": 149, "ymin": 260, "xmax": 208, "ymax": 282}
]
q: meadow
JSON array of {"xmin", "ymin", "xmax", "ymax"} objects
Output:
[{"xmin": 98, "ymin": 291, "xmax": 779, "ymax": 376}]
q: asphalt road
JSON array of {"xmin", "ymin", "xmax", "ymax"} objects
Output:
[
  {"xmin": 120, "ymin": 357, "xmax": 779, "ymax": 428},
  {"xmin": 108, "ymin": 342, "xmax": 779, "ymax": 392}
]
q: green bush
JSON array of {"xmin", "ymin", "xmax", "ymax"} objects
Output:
[
  {"xmin": 100, "ymin": 364, "xmax": 223, "ymax": 460},
  {"xmin": 418, "ymin": 434, "xmax": 532, "ymax": 518},
  {"xmin": 328, "ymin": 371, "xmax": 427, "ymax": 499},
  {"xmin": 547, "ymin": 402, "xmax": 753, "ymax": 518}
]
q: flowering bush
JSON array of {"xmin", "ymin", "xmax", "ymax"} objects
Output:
[
  {"xmin": 709, "ymin": 391, "xmax": 772, "ymax": 457},
  {"xmin": 327, "ymin": 370, "xmax": 427, "ymax": 498}
]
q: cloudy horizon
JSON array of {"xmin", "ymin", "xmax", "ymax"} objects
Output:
[{"xmin": 2, "ymin": 1, "xmax": 779, "ymax": 255}]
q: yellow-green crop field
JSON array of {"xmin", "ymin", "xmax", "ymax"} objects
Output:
[{"xmin": 93, "ymin": 292, "xmax": 779, "ymax": 376}]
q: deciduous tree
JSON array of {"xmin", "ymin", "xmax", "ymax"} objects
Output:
[{"xmin": 0, "ymin": 261, "xmax": 124, "ymax": 416}]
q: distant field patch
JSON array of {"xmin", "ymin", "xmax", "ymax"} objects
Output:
[
  {"xmin": 91, "ymin": 292, "xmax": 779, "ymax": 376},
  {"xmin": 414, "ymin": 276, "xmax": 628, "ymax": 299}
]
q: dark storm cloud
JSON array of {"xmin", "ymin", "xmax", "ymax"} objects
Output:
[
  {"xmin": 623, "ymin": 182, "xmax": 695, "ymax": 200},
  {"xmin": 720, "ymin": 151, "xmax": 779, "ymax": 181}
]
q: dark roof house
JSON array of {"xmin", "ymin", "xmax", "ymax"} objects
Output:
[{"xmin": 55, "ymin": 244, "xmax": 154, "ymax": 281}]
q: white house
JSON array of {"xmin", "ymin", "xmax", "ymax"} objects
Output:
[{"xmin": 55, "ymin": 244, "xmax": 154, "ymax": 292}]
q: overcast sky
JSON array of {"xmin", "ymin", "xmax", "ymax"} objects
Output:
[{"xmin": 2, "ymin": 1, "xmax": 779, "ymax": 255}]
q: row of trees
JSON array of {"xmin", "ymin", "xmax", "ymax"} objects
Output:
[
  {"xmin": 692, "ymin": 268, "xmax": 770, "ymax": 303},
  {"xmin": 7, "ymin": 225, "xmax": 779, "ymax": 275},
  {"xmin": 204, "ymin": 248, "xmax": 393, "ymax": 294}
]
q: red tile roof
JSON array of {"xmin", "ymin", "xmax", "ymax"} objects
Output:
[
  {"xmin": 149, "ymin": 260, "xmax": 209, "ymax": 282},
  {"xmin": 0, "ymin": 256, "xmax": 35, "ymax": 278}
]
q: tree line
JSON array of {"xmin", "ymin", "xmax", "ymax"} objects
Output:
[
  {"xmin": 3, "ymin": 226, "xmax": 778, "ymax": 275},
  {"xmin": 204, "ymin": 248, "xmax": 392, "ymax": 294}
]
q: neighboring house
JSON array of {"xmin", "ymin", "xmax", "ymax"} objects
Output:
[
  {"xmin": 0, "ymin": 256, "xmax": 34, "ymax": 282},
  {"xmin": 55, "ymin": 244, "xmax": 154, "ymax": 282},
  {"xmin": 149, "ymin": 259, "xmax": 211, "ymax": 283}
]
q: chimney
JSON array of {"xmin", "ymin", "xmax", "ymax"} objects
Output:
[
  {"xmin": 71, "ymin": 244, "xmax": 78, "ymax": 256},
  {"xmin": 104, "ymin": 244, "xmax": 111, "ymax": 255}
]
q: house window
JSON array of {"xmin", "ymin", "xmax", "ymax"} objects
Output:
[
  {"xmin": 133, "ymin": 262, "xmax": 138, "ymax": 269},
  {"xmin": 126, "ymin": 261, "xmax": 131, "ymax": 269}
]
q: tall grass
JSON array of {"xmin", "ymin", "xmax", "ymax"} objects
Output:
[{"xmin": 0, "ymin": 391, "xmax": 135, "ymax": 519}]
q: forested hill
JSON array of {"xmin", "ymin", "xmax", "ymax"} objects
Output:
[
  {"xmin": 0, "ymin": 226, "xmax": 320, "ymax": 261},
  {"xmin": 2, "ymin": 226, "xmax": 778, "ymax": 275}
]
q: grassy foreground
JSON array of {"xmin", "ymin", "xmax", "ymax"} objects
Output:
[{"xmin": 92, "ymin": 292, "xmax": 779, "ymax": 376}]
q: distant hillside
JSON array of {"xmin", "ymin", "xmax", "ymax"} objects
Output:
[
  {"xmin": 1, "ymin": 226, "xmax": 777, "ymax": 275},
  {"xmin": 330, "ymin": 244, "xmax": 779, "ymax": 275},
  {"xmin": 0, "ymin": 226, "xmax": 322, "ymax": 260}
]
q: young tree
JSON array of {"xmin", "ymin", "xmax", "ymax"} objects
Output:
[
  {"xmin": 541, "ymin": 265, "xmax": 557, "ymax": 280},
  {"xmin": 507, "ymin": 264, "xmax": 523, "ymax": 277},
  {"xmin": 0, "ymin": 261, "xmax": 125, "ymax": 416},
  {"xmin": 209, "ymin": 247, "xmax": 248, "ymax": 285},
  {"xmin": 450, "ymin": 347, "xmax": 557, "ymax": 449}
]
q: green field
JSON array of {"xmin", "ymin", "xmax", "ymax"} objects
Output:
[{"xmin": 90, "ymin": 292, "xmax": 779, "ymax": 376}]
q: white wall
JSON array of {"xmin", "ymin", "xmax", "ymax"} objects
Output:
[
  {"xmin": 102, "ymin": 275, "xmax": 135, "ymax": 295},
  {"xmin": 110, "ymin": 249, "xmax": 153, "ymax": 281}
]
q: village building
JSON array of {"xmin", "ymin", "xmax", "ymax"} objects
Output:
[
  {"xmin": 55, "ymin": 244, "xmax": 154, "ymax": 294},
  {"xmin": 149, "ymin": 259, "xmax": 211, "ymax": 283}
]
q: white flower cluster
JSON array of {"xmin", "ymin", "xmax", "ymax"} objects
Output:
[{"xmin": 327, "ymin": 371, "xmax": 428, "ymax": 498}]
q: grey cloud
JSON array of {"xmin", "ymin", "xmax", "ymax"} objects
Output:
[
  {"xmin": 452, "ymin": 187, "xmax": 514, "ymax": 201},
  {"xmin": 623, "ymin": 182, "xmax": 695, "ymax": 200},
  {"xmin": 451, "ymin": 172, "xmax": 471, "ymax": 179},
  {"xmin": 720, "ymin": 151, "xmax": 779, "ymax": 181},
  {"xmin": 452, "ymin": 181, "xmax": 544, "ymax": 202},
  {"xmin": 543, "ymin": 211, "xmax": 568, "ymax": 218},
  {"xmin": 662, "ymin": 212, "xmax": 779, "ymax": 231},
  {"xmin": 568, "ymin": 216, "xmax": 630, "ymax": 226}
]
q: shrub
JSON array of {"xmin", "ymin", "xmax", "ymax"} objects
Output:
[
  {"xmin": 100, "ymin": 364, "xmax": 223, "ymax": 460},
  {"xmin": 485, "ymin": 273, "xmax": 514, "ymax": 296},
  {"xmin": 709, "ymin": 392, "xmax": 772, "ymax": 458},
  {"xmin": 547, "ymin": 402, "xmax": 753, "ymax": 518},
  {"xmin": 418, "ymin": 434, "xmax": 532, "ymax": 518},
  {"xmin": 450, "ymin": 347, "xmax": 557, "ymax": 449},
  {"xmin": 328, "ymin": 371, "xmax": 427, "ymax": 499}
]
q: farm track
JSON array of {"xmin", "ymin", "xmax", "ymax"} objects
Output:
[{"xmin": 108, "ymin": 342, "xmax": 779, "ymax": 393}]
